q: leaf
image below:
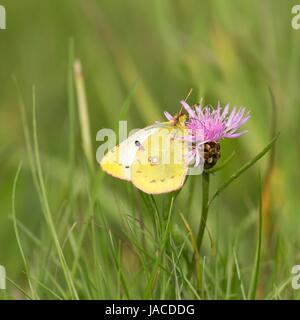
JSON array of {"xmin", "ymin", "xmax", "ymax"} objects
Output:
[
  {"xmin": 209, "ymin": 133, "xmax": 280, "ymax": 207},
  {"xmin": 205, "ymin": 151, "xmax": 236, "ymax": 174}
]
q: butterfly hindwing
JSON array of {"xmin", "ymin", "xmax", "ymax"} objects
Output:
[{"xmin": 131, "ymin": 127, "xmax": 188, "ymax": 194}]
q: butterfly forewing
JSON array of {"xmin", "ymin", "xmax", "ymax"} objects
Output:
[{"xmin": 100, "ymin": 125, "xmax": 160, "ymax": 181}]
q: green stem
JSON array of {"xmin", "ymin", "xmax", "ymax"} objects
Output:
[{"xmin": 196, "ymin": 171, "xmax": 210, "ymax": 253}]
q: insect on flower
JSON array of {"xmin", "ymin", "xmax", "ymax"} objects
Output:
[
  {"xmin": 100, "ymin": 96, "xmax": 250, "ymax": 194},
  {"xmin": 178, "ymin": 99, "xmax": 250, "ymax": 169}
]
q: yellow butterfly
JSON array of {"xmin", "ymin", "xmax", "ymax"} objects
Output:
[{"xmin": 100, "ymin": 113, "xmax": 189, "ymax": 194}]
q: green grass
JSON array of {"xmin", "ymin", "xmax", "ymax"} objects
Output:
[{"xmin": 0, "ymin": 0, "xmax": 299, "ymax": 300}]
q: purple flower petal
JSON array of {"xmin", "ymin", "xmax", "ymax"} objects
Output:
[
  {"xmin": 224, "ymin": 130, "xmax": 248, "ymax": 138},
  {"xmin": 180, "ymin": 100, "xmax": 196, "ymax": 118},
  {"xmin": 164, "ymin": 111, "xmax": 174, "ymax": 121},
  {"xmin": 164, "ymin": 98, "xmax": 250, "ymax": 167}
]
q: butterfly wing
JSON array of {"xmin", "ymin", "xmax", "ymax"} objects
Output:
[
  {"xmin": 100, "ymin": 125, "xmax": 159, "ymax": 181},
  {"xmin": 131, "ymin": 126, "xmax": 188, "ymax": 194}
]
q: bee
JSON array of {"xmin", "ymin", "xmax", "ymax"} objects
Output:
[{"xmin": 203, "ymin": 141, "xmax": 221, "ymax": 169}]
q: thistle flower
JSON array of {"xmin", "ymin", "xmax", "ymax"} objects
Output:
[
  {"xmin": 181, "ymin": 100, "xmax": 250, "ymax": 142},
  {"xmin": 183, "ymin": 100, "xmax": 250, "ymax": 168},
  {"xmin": 165, "ymin": 100, "xmax": 250, "ymax": 169}
]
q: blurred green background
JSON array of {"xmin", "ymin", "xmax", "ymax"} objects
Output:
[{"xmin": 0, "ymin": 0, "xmax": 299, "ymax": 299}]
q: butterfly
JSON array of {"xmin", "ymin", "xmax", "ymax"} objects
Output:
[{"xmin": 100, "ymin": 112, "xmax": 189, "ymax": 194}]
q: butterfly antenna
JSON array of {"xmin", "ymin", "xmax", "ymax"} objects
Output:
[
  {"xmin": 184, "ymin": 88, "xmax": 193, "ymax": 102},
  {"xmin": 179, "ymin": 88, "xmax": 193, "ymax": 114}
]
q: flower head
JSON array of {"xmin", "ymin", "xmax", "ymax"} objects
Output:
[
  {"xmin": 165, "ymin": 99, "xmax": 250, "ymax": 168},
  {"xmin": 181, "ymin": 100, "xmax": 250, "ymax": 143}
]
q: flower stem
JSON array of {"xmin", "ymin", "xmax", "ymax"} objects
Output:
[{"xmin": 196, "ymin": 171, "xmax": 210, "ymax": 252}]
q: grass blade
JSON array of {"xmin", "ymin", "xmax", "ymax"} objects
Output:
[
  {"xmin": 108, "ymin": 230, "xmax": 131, "ymax": 299},
  {"xmin": 262, "ymin": 88, "xmax": 278, "ymax": 238},
  {"xmin": 144, "ymin": 196, "xmax": 175, "ymax": 299},
  {"xmin": 74, "ymin": 59, "xmax": 94, "ymax": 171},
  {"xmin": 68, "ymin": 38, "xmax": 76, "ymax": 173},
  {"xmin": 32, "ymin": 86, "xmax": 79, "ymax": 299},
  {"xmin": 12, "ymin": 163, "xmax": 38, "ymax": 299},
  {"xmin": 209, "ymin": 133, "xmax": 280, "ymax": 207},
  {"xmin": 233, "ymin": 249, "xmax": 247, "ymax": 300},
  {"xmin": 206, "ymin": 151, "xmax": 236, "ymax": 174},
  {"xmin": 248, "ymin": 174, "xmax": 263, "ymax": 300}
]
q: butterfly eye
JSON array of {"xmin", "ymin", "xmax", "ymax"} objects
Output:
[{"xmin": 135, "ymin": 140, "xmax": 141, "ymax": 147}]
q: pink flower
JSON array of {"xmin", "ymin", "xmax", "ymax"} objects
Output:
[
  {"xmin": 184, "ymin": 142, "xmax": 205, "ymax": 167},
  {"xmin": 164, "ymin": 111, "xmax": 175, "ymax": 122},
  {"xmin": 181, "ymin": 100, "xmax": 250, "ymax": 143},
  {"xmin": 163, "ymin": 99, "xmax": 250, "ymax": 167}
]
